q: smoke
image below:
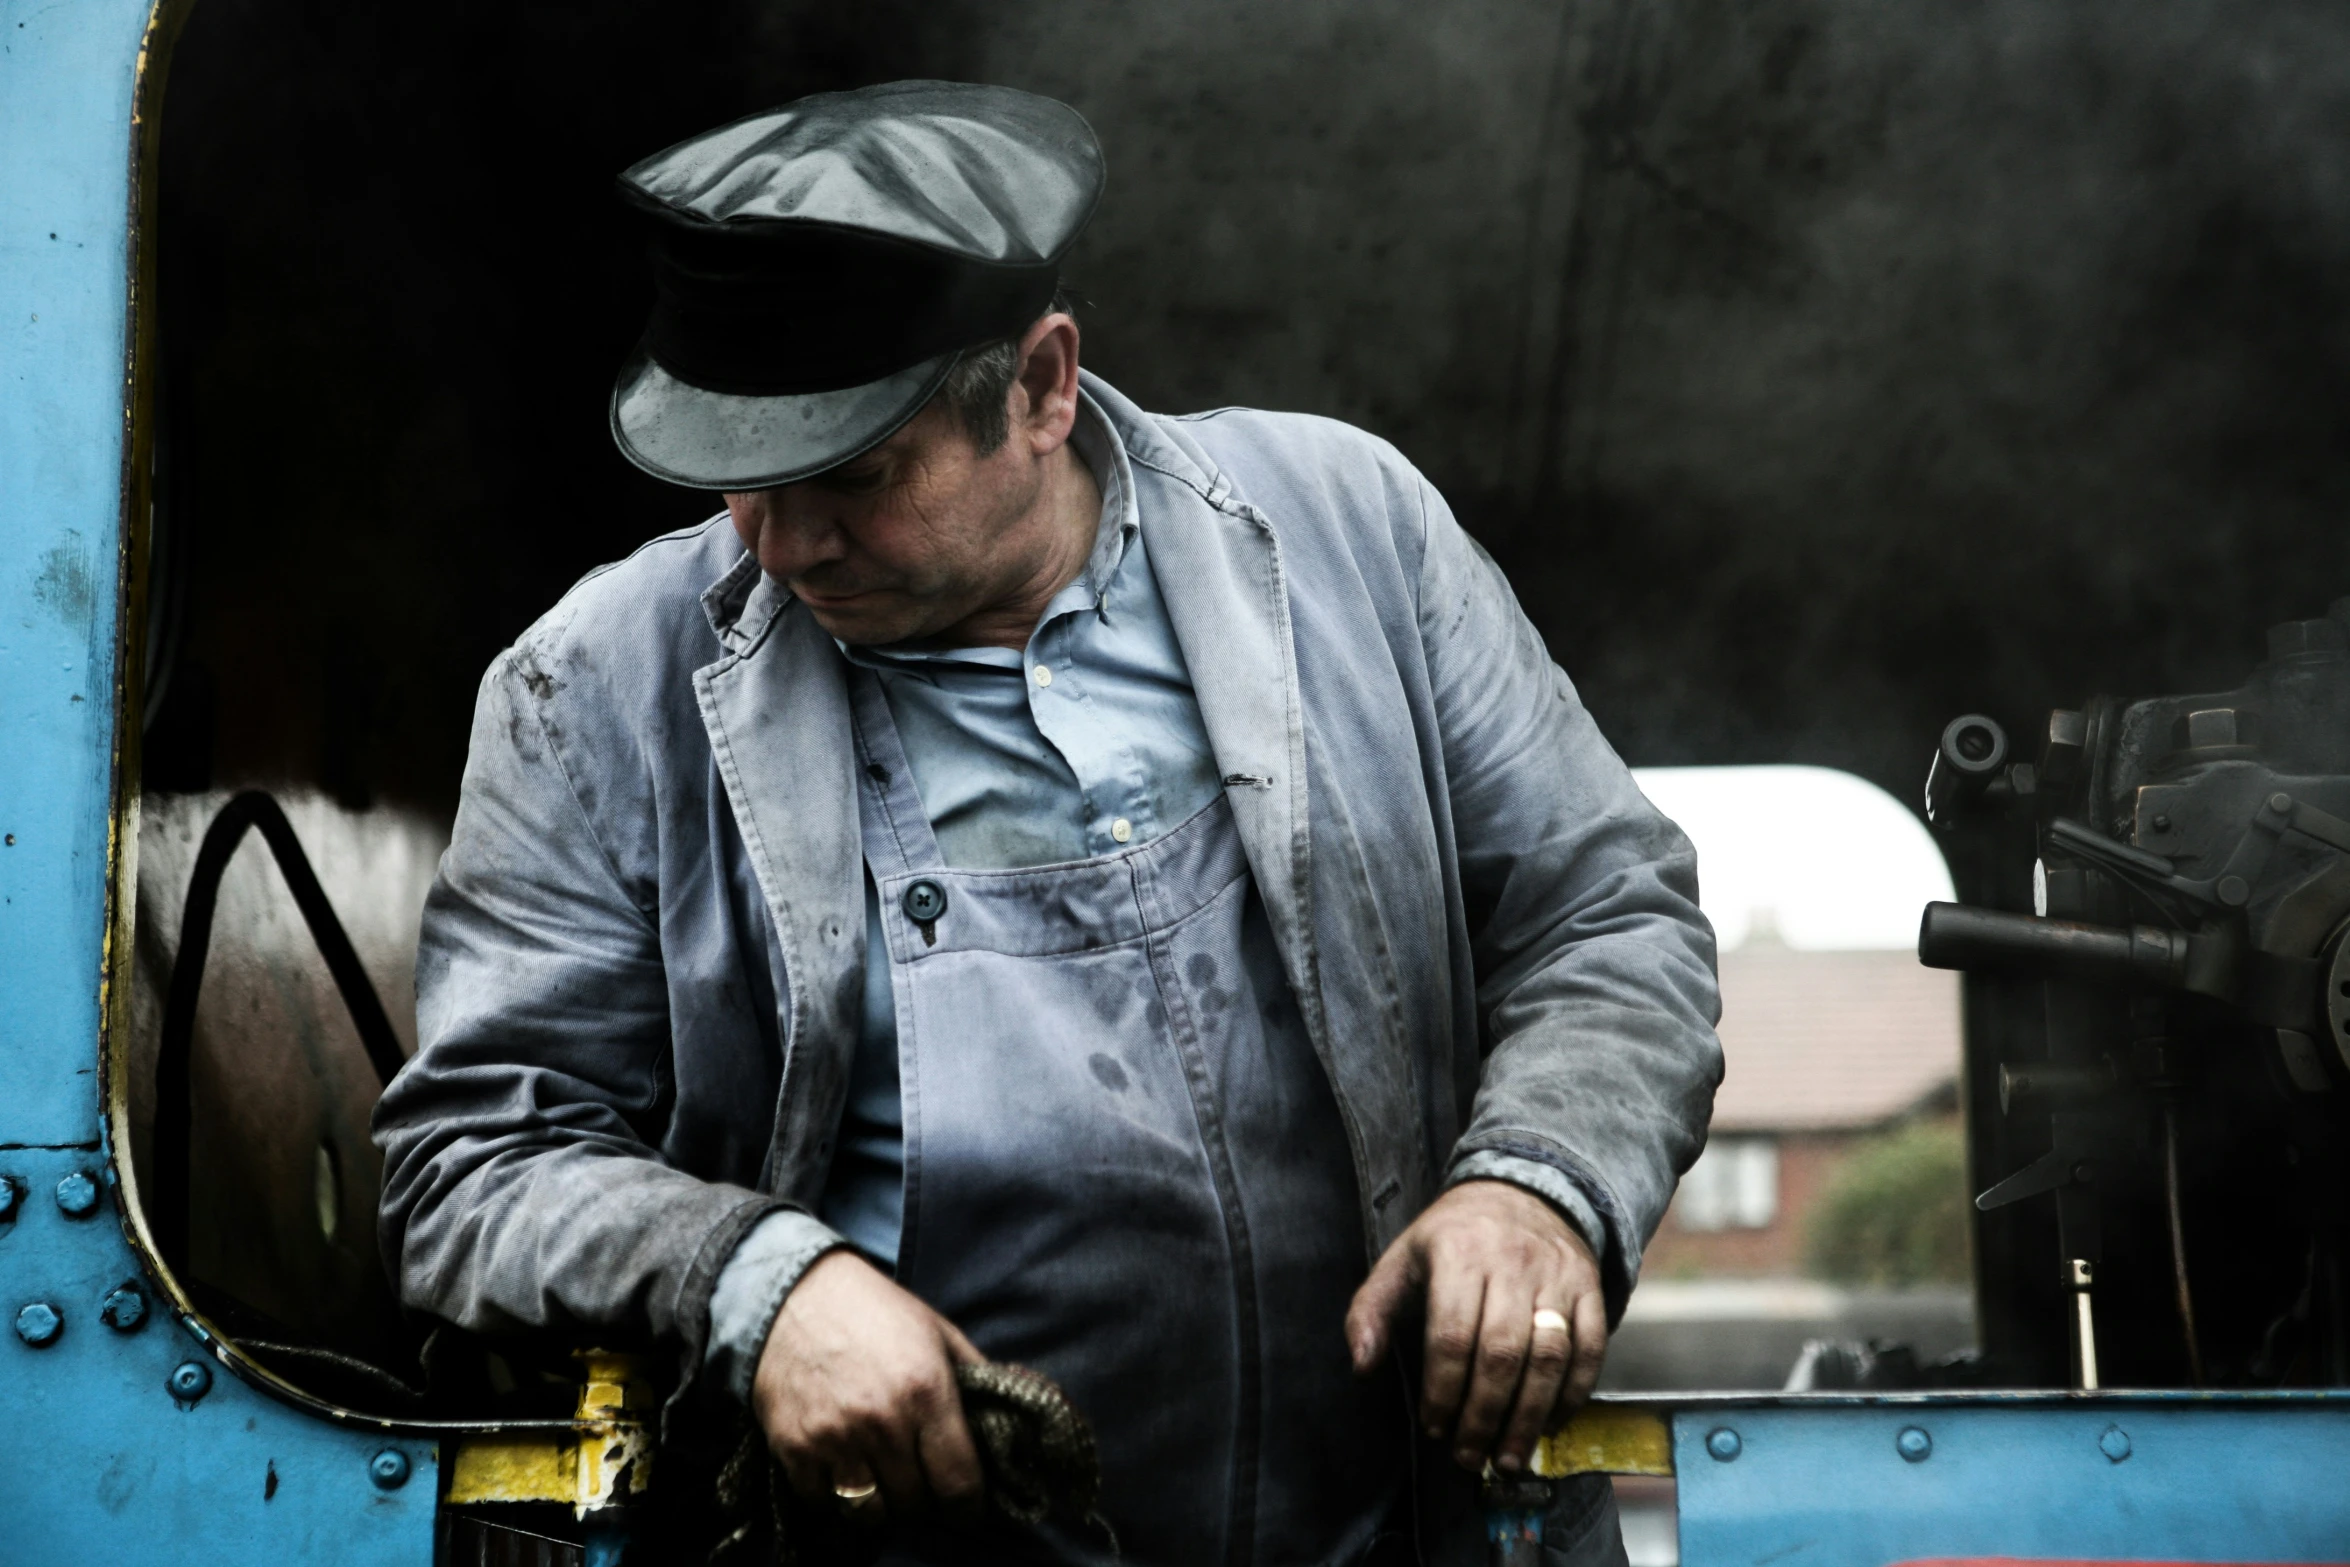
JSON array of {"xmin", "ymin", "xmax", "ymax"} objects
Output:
[{"xmin": 158, "ymin": 0, "xmax": 2350, "ymax": 812}]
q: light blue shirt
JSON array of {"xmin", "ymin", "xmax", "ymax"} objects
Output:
[{"xmin": 816, "ymin": 400, "xmax": 1224, "ymax": 1265}]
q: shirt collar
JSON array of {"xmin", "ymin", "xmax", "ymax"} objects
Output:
[
  {"xmin": 839, "ymin": 390, "xmax": 1139, "ymax": 674},
  {"xmin": 1066, "ymin": 389, "xmax": 1140, "ymax": 611}
]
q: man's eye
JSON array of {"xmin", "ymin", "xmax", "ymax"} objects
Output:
[{"xmin": 823, "ymin": 463, "xmax": 890, "ymax": 495}]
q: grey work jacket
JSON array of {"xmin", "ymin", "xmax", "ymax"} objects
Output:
[{"xmin": 374, "ymin": 373, "xmax": 1723, "ymax": 1415}]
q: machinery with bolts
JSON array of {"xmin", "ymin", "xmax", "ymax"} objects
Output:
[{"xmin": 1921, "ymin": 602, "xmax": 2350, "ymax": 1391}]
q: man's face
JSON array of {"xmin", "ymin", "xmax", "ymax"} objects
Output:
[{"xmin": 724, "ymin": 393, "xmax": 1051, "ymax": 647}]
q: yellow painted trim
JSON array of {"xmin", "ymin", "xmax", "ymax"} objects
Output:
[
  {"xmin": 1534, "ymin": 1405, "xmax": 1674, "ymax": 1477},
  {"xmin": 447, "ymin": 1436, "xmax": 579, "ymax": 1504},
  {"xmin": 446, "ymin": 1354, "xmax": 654, "ymax": 1514},
  {"xmin": 446, "ymin": 1425, "xmax": 654, "ymax": 1512},
  {"xmin": 578, "ymin": 1351, "xmax": 650, "ymax": 1417}
]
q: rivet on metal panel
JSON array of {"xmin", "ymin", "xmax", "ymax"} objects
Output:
[
  {"xmin": 2099, "ymin": 1424, "xmax": 2132, "ymax": 1463},
  {"xmin": 98, "ymin": 1283, "xmax": 147, "ymax": 1332},
  {"xmin": 1705, "ymin": 1427, "xmax": 1742, "ymax": 1462},
  {"xmin": 53, "ymin": 1170, "xmax": 98, "ymax": 1216},
  {"xmin": 370, "ymin": 1449, "xmax": 412, "ymax": 1490},
  {"xmin": 14, "ymin": 1301, "xmax": 62, "ymax": 1346},
  {"xmin": 168, "ymin": 1359, "xmax": 213, "ymax": 1405},
  {"xmin": 0, "ymin": 1177, "xmax": 20, "ymax": 1220},
  {"xmin": 1896, "ymin": 1426, "xmax": 1932, "ymax": 1462}
]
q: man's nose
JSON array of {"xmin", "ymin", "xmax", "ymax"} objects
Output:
[{"xmin": 754, "ymin": 492, "xmax": 849, "ymax": 580}]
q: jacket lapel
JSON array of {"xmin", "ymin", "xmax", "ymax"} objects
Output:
[
  {"xmin": 694, "ymin": 579, "xmax": 865, "ymax": 1205},
  {"xmin": 1130, "ymin": 440, "xmax": 1325, "ymax": 1054}
]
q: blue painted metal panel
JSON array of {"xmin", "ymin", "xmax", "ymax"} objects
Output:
[
  {"xmin": 2, "ymin": 1149, "xmax": 438, "ymax": 1562},
  {"xmin": 1675, "ymin": 1396, "xmax": 2350, "ymax": 1564},
  {"xmin": 0, "ymin": 0, "xmax": 143, "ymax": 1146}
]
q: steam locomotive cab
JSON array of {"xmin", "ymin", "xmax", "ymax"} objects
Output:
[{"xmin": 9, "ymin": 2, "xmax": 2350, "ymax": 1563}]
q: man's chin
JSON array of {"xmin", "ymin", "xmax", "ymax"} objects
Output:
[{"xmin": 799, "ymin": 595, "xmax": 921, "ymax": 646}]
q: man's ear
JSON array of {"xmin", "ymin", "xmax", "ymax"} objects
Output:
[{"xmin": 1012, "ymin": 312, "xmax": 1082, "ymax": 455}]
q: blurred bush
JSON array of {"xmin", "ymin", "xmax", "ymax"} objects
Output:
[{"xmin": 1806, "ymin": 1119, "xmax": 1971, "ymax": 1286}]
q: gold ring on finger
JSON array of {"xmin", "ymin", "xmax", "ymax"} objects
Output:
[
  {"xmin": 1531, "ymin": 1308, "xmax": 1570, "ymax": 1335},
  {"xmin": 834, "ymin": 1479, "xmax": 879, "ymax": 1504}
]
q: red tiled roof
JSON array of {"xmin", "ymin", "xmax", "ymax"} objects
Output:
[{"xmin": 1710, "ymin": 940, "xmax": 1960, "ymax": 1131}]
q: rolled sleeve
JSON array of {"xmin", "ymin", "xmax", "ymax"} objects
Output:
[
  {"xmin": 1444, "ymin": 1148, "xmax": 1615, "ymax": 1277},
  {"xmin": 703, "ymin": 1209, "xmax": 850, "ymax": 1406}
]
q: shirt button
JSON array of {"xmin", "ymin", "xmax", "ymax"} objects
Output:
[
  {"xmin": 1032, "ymin": 664, "xmax": 1053, "ymax": 688},
  {"xmin": 1111, "ymin": 818, "xmax": 1133, "ymax": 844},
  {"xmin": 903, "ymin": 879, "xmax": 948, "ymax": 923}
]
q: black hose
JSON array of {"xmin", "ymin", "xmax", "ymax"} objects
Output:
[{"xmin": 152, "ymin": 790, "xmax": 406, "ymax": 1271}]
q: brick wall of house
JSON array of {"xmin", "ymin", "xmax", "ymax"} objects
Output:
[
  {"xmin": 1628, "ymin": 940, "xmax": 1966, "ymax": 1281},
  {"xmin": 1640, "ymin": 1131, "xmax": 1857, "ymax": 1279}
]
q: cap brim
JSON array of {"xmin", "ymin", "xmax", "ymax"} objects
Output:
[{"xmin": 609, "ymin": 346, "xmax": 956, "ymax": 491}]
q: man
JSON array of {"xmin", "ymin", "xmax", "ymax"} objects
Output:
[{"xmin": 376, "ymin": 81, "xmax": 1720, "ymax": 1565}]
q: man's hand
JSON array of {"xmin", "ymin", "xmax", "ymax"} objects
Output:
[
  {"xmin": 752, "ymin": 1249, "xmax": 986, "ymax": 1520},
  {"xmin": 1345, "ymin": 1180, "xmax": 1607, "ymax": 1475}
]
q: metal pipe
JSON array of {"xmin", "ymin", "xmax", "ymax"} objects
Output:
[
  {"xmin": 1919, "ymin": 902, "xmax": 2199, "ymax": 990},
  {"xmin": 1998, "ymin": 1061, "xmax": 2115, "ymax": 1114},
  {"xmin": 2162, "ymin": 1104, "xmax": 2206, "ymax": 1386},
  {"xmin": 1924, "ymin": 713, "xmax": 2009, "ymax": 823}
]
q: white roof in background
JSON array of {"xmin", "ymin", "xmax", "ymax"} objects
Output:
[
  {"xmin": 1709, "ymin": 939, "xmax": 1961, "ymax": 1132},
  {"xmin": 1632, "ymin": 765, "xmax": 1954, "ymax": 952}
]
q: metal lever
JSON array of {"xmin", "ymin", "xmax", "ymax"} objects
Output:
[
  {"xmin": 2275, "ymin": 793, "xmax": 2350, "ymax": 856},
  {"xmin": 1975, "ymin": 1148, "xmax": 2082, "ymax": 1212},
  {"xmin": 2045, "ymin": 795, "xmax": 2350, "ymax": 916},
  {"xmin": 1918, "ymin": 902, "xmax": 2236, "ymax": 999},
  {"xmin": 2067, "ymin": 1258, "xmax": 2100, "ymax": 1391}
]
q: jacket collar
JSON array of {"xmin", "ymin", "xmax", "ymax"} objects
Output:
[
  {"xmin": 1078, "ymin": 371, "xmax": 1237, "ymax": 509},
  {"xmin": 699, "ymin": 547, "xmax": 789, "ymax": 657}
]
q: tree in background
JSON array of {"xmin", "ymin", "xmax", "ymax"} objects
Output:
[{"xmin": 1807, "ymin": 1119, "xmax": 1971, "ymax": 1286}]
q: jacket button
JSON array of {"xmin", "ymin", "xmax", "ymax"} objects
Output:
[{"xmin": 902, "ymin": 880, "xmax": 948, "ymax": 924}]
